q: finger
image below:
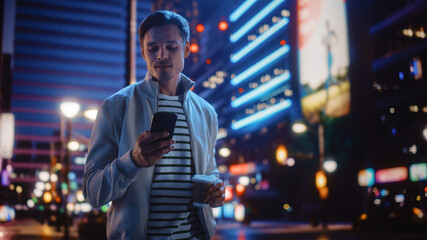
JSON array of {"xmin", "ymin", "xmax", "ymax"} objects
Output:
[
  {"xmin": 207, "ymin": 187, "xmax": 225, "ymax": 201},
  {"xmin": 142, "ymin": 139, "xmax": 174, "ymax": 154},
  {"xmin": 144, "ymin": 131, "xmax": 170, "ymax": 143},
  {"xmin": 208, "ymin": 180, "xmax": 224, "ymax": 193},
  {"xmin": 147, "ymin": 145, "xmax": 175, "ymax": 163},
  {"xmin": 209, "ymin": 194, "xmax": 225, "ymax": 207},
  {"xmin": 138, "ymin": 130, "xmax": 150, "ymax": 139}
]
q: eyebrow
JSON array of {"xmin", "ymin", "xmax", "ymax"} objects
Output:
[{"xmin": 147, "ymin": 40, "xmax": 180, "ymax": 46}]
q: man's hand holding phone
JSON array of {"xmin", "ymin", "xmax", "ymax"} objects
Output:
[
  {"xmin": 131, "ymin": 131, "xmax": 175, "ymax": 168},
  {"xmin": 131, "ymin": 112, "xmax": 177, "ymax": 168}
]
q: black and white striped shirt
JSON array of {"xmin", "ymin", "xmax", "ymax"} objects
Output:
[{"xmin": 147, "ymin": 93, "xmax": 206, "ymax": 240}]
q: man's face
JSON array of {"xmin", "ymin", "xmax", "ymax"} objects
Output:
[{"xmin": 141, "ymin": 24, "xmax": 190, "ymax": 84}]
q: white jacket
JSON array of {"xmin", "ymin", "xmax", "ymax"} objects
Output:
[{"xmin": 83, "ymin": 73, "xmax": 219, "ymax": 239}]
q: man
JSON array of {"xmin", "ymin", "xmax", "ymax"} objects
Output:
[{"xmin": 83, "ymin": 10, "xmax": 224, "ymax": 240}]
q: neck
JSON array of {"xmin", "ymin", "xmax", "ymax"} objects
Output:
[{"xmin": 157, "ymin": 75, "xmax": 181, "ymax": 96}]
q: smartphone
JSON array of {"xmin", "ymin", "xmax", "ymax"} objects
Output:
[{"xmin": 150, "ymin": 112, "xmax": 178, "ymax": 140}]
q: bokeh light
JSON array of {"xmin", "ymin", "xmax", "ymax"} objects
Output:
[
  {"xmin": 219, "ymin": 21, "xmax": 228, "ymax": 31},
  {"xmin": 190, "ymin": 43, "xmax": 199, "ymax": 53},
  {"xmin": 276, "ymin": 145, "xmax": 287, "ymax": 165},
  {"xmin": 219, "ymin": 147, "xmax": 231, "ymax": 158},
  {"xmin": 323, "ymin": 160, "xmax": 337, "ymax": 173},
  {"xmin": 196, "ymin": 24, "xmax": 204, "ymax": 32},
  {"xmin": 60, "ymin": 101, "xmax": 80, "ymax": 118}
]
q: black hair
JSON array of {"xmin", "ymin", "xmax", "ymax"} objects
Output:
[{"xmin": 138, "ymin": 10, "xmax": 190, "ymax": 44}]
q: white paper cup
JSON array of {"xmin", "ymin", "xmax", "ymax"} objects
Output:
[{"xmin": 192, "ymin": 175, "xmax": 216, "ymax": 207}]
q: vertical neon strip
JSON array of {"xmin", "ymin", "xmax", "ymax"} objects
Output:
[
  {"xmin": 230, "ymin": 0, "xmax": 285, "ymax": 43},
  {"xmin": 229, "ymin": 0, "xmax": 258, "ymax": 22},
  {"xmin": 231, "ymin": 44, "xmax": 290, "ymax": 86},
  {"xmin": 231, "ymin": 99, "xmax": 292, "ymax": 130}
]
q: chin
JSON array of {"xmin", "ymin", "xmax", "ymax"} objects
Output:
[{"xmin": 156, "ymin": 74, "xmax": 175, "ymax": 82}]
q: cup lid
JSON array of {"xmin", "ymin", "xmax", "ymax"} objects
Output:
[{"xmin": 192, "ymin": 175, "xmax": 216, "ymax": 183}]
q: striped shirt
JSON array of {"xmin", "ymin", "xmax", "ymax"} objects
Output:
[{"xmin": 147, "ymin": 94, "xmax": 206, "ymax": 240}]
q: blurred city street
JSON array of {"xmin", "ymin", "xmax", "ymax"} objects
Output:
[
  {"xmin": 2, "ymin": 219, "xmax": 427, "ymax": 240},
  {"xmin": 1, "ymin": 0, "xmax": 427, "ymax": 239}
]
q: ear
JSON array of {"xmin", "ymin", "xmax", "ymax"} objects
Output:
[
  {"xmin": 140, "ymin": 45, "xmax": 147, "ymax": 61},
  {"xmin": 184, "ymin": 41, "xmax": 190, "ymax": 58}
]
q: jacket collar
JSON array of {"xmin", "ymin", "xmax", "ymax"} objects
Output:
[{"xmin": 137, "ymin": 72, "xmax": 195, "ymax": 99}]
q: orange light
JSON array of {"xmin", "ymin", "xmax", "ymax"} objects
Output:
[
  {"xmin": 206, "ymin": 59, "xmax": 211, "ymax": 64},
  {"xmin": 280, "ymin": 40, "xmax": 286, "ymax": 45},
  {"xmin": 43, "ymin": 192, "xmax": 53, "ymax": 203},
  {"xmin": 236, "ymin": 184, "xmax": 245, "ymax": 196},
  {"xmin": 219, "ymin": 21, "xmax": 228, "ymax": 31},
  {"xmin": 229, "ymin": 162, "xmax": 257, "ymax": 175},
  {"xmin": 315, "ymin": 171, "xmax": 327, "ymax": 189},
  {"xmin": 55, "ymin": 196, "xmax": 61, "ymax": 203},
  {"xmin": 360, "ymin": 213, "xmax": 367, "ymax": 221},
  {"xmin": 238, "ymin": 88, "xmax": 244, "ymax": 93},
  {"xmin": 424, "ymin": 186, "xmax": 427, "ymax": 192},
  {"xmin": 190, "ymin": 44, "xmax": 199, "ymax": 53},
  {"xmin": 276, "ymin": 145, "xmax": 288, "ymax": 165},
  {"xmin": 319, "ymin": 186, "xmax": 329, "ymax": 200},
  {"xmin": 196, "ymin": 24, "xmax": 205, "ymax": 33},
  {"xmin": 225, "ymin": 186, "xmax": 233, "ymax": 201}
]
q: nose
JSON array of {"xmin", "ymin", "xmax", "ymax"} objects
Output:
[{"xmin": 157, "ymin": 47, "xmax": 168, "ymax": 60}]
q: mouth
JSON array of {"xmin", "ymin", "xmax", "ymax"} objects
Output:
[
  {"xmin": 155, "ymin": 65, "xmax": 172, "ymax": 68},
  {"xmin": 154, "ymin": 61, "xmax": 172, "ymax": 69}
]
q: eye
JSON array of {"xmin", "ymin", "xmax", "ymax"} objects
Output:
[
  {"xmin": 167, "ymin": 46, "xmax": 178, "ymax": 51},
  {"xmin": 148, "ymin": 46, "xmax": 158, "ymax": 52}
]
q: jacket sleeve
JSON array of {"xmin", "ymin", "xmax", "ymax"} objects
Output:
[
  {"xmin": 205, "ymin": 110, "xmax": 219, "ymax": 178},
  {"xmin": 82, "ymin": 106, "xmax": 141, "ymax": 208}
]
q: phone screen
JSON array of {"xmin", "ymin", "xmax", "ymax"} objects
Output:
[{"xmin": 150, "ymin": 112, "xmax": 178, "ymax": 140}]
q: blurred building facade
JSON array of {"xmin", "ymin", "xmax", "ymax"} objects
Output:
[
  {"xmin": 354, "ymin": 0, "xmax": 427, "ymax": 231},
  {"xmin": 0, "ymin": 0, "xmax": 153, "ymax": 224}
]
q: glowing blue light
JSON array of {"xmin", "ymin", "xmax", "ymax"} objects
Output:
[
  {"xmin": 380, "ymin": 189, "xmax": 388, "ymax": 197},
  {"xmin": 412, "ymin": 59, "xmax": 419, "ymax": 76},
  {"xmin": 231, "ymin": 99, "xmax": 292, "ymax": 130},
  {"xmin": 399, "ymin": 72, "xmax": 404, "ymax": 80},
  {"xmin": 231, "ymin": 71, "xmax": 291, "ymax": 108},
  {"xmin": 231, "ymin": 44, "xmax": 290, "ymax": 86},
  {"xmin": 229, "ymin": 0, "xmax": 258, "ymax": 22},
  {"xmin": 223, "ymin": 203, "xmax": 234, "ymax": 219},
  {"xmin": 231, "ymin": 18, "xmax": 289, "ymax": 63},
  {"xmin": 391, "ymin": 128, "xmax": 397, "ymax": 135},
  {"xmin": 68, "ymin": 172, "xmax": 76, "ymax": 181},
  {"xmin": 230, "ymin": 0, "xmax": 285, "ymax": 43},
  {"xmin": 366, "ymin": 168, "xmax": 375, "ymax": 187}
]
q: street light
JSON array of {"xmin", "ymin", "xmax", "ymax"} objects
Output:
[
  {"xmin": 59, "ymin": 101, "xmax": 80, "ymax": 240},
  {"xmin": 323, "ymin": 159, "xmax": 337, "ymax": 173},
  {"xmin": 292, "ymin": 120, "xmax": 330, "ymax": 228},
  {"xmin": 276, "ymin": 145, "xmax": 288, "ymax": 165},
  {"xmin": 84, "ymin": 109, "xmax": 98, "ymax": 121},
  {"xmin": 292, "ymin": 122, "xmax": 307, "ymax": 134},
  {"xmin": 60, "ymin": 102, "xmax": 80, "ymax": 119}
]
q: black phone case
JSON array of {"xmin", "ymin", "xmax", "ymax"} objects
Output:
[{"xmin": 150, "ymin": 112, "xmax": 178, "ymax": 140}]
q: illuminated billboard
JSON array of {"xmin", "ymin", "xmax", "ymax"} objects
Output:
[
  {"xmin": 297, "ymin": 0, "xmax": 350, "ymax": 123},
  {"xmin": 375, "ymin": 167, "xmax": 408, "ymax": 184},
  {"xmin": 409, "ymin": 163, "xmax": 427, "ymax": 182}
]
